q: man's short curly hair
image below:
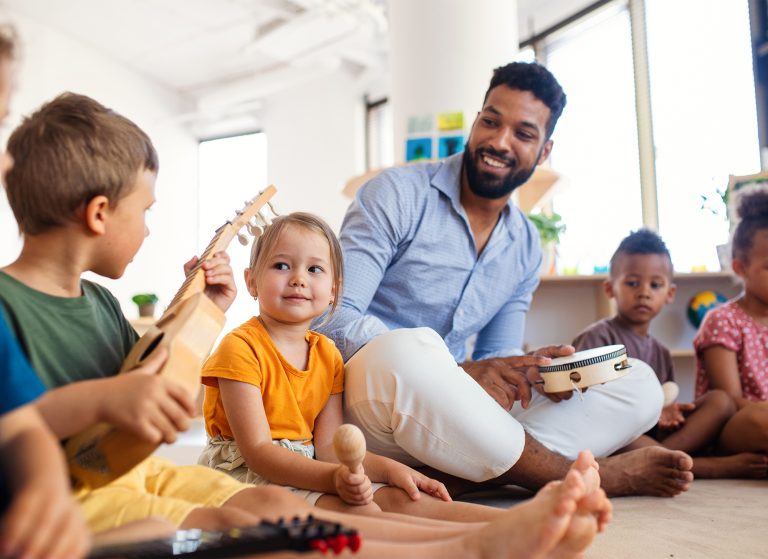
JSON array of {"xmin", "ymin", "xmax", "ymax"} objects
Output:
[{"xmin": 484, "ymin": 62, "xmax": 567, "ymax": 138}]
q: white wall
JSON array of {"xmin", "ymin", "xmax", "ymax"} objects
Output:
[
  {"xmin": 262, "ymin": 70, "xmax": 366, "ymax": 232},
  {"xmin": 0, "ymin": 9, "xmax": 201, "ymax": 319}
]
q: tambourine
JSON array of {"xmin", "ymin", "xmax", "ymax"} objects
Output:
[{"xmin": 538, "ymin": 344, "xmax": 631, "ymax": 393}]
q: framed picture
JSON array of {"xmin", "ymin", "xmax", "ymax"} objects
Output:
[
  {"xmin": 405, "ymin": 137, "xmax": 432, "ymax": 162},
  {"xmin": 438, "ymin": 135, "xmax": 464, "ymax": 158}
]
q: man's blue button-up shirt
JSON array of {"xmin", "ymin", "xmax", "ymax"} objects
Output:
[{"xmin": 316, "ymin": 152, "xmax": 543, "ymax": 363}]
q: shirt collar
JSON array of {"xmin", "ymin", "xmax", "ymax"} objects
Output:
[{"xmin": 431, "ymin": 152, "xmax": 525, "ymax": 240}]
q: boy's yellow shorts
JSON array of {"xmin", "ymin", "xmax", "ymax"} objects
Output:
[{"xmin": 75, "ymin": 456, "xmax": 246, "ymax": 533}]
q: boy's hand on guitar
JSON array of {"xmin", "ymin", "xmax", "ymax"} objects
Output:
[
  {"xmin": 184, "ymin": 251, "xmax": 237, "ymax": 312},
  {"xmin": 333, "ymin": 464, "xmax": 374, "ymax": 506},
  {"xmin": 382, "ymin": 460, "xmax": 452, "ymax": 502},
  {"xmin": 98, "ymin": 348, "xmax": 198, "ymax": 444}
]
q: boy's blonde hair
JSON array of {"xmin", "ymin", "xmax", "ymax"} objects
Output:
[
  {"xmin": 5, "ymin": 92, "xmax": 158, "ymax": 235},
  {"xmin": 249, "ymin": 212, "xmax": 343, "ymax": 317}
]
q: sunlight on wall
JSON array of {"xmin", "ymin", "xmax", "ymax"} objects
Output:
[{"xmin": 198, "ymin": 132, "xmax": 268, "ymax": 338}]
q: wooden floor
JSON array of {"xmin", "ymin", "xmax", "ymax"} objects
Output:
[{"xmin": 463, "ymin": 479, "xmax": 768, "ymax": 559}]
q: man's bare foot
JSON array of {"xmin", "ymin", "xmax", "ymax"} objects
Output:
[
  {"xmin": 693, "ymin": 453, "xmax": 768, "ymax": 479},
  {"xmin": 599, "ymin": 446, "xmax": 693, "ymax": 497},
  {"xmin": 462, "ymin": 470, "xmax": 586, "ymax": 559}
]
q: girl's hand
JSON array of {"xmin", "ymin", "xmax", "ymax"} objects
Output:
[
  {"xmin": 384, "ymin": 461, "xmax": 452, "ymax": 502},
  {"xmin": 333, "ymin": 465, "xmax": 373, "ymax": 506},
  {"xmin": 658, "ymin": 402, "xmax": 694, "ymax": 430}
]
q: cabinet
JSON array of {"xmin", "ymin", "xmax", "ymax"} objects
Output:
[{"xmin": 523, "ymin": 272, "xmax": 742, "ymax": 401}]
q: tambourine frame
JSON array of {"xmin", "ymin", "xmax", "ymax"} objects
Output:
[{"xmin": 538, "ymin": 345, "xmax": 631, "ymax": 393}]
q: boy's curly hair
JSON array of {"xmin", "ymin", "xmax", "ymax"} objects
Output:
[
  {"xmin": 732, "ymin": 190, "xmax": 768, "ymax": 262},
  {"xmin": 609, "ymin": 228, "xmax": 673, "ymax": 277}
]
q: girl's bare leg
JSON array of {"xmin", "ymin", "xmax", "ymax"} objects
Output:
[
  {"xmin": 717, "ymin": 402, "xmax": 768, "ymax": 454},
  {"xmin": 660, "ymin": 391, "xmax": 735, "ymax": 453},
  {"xmin": 372, "ymin": 486, "xmax": 503, "ymax": 522}
]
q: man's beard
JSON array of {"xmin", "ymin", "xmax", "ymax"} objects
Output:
[{"xmin": 463, "ymin": 144, "xmax": 539, "ymax": 200}]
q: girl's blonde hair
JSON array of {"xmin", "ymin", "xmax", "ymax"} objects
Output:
[{"xmin": 249, "ymin": 212, "xmax": 343, "ymax": 317}]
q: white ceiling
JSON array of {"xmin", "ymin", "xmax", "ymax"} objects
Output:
[
  {"xmin": 4, "ymin": 0, "xmax": 389, "ymax": 120},
  {"xmin": 2, "ymin": 0, "xmax": 576, "ymax": 122}
]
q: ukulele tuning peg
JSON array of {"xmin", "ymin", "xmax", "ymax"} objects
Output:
[
  {"xmin": 246, "ymin": 222, "xmax": 263, "ymax": 238},
  {"xmin": 237, "ymin": 233, "xmax": 249, "ymax": 246}
]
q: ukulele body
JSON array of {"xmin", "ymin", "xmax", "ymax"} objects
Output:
[{"xmin": 66, "ymin": 293, "xmax": 224, "ymax": 489}]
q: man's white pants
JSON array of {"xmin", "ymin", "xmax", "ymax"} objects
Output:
[{"xmin": 344, "ymin": 328, "xmax": 664, "ymax": 482}]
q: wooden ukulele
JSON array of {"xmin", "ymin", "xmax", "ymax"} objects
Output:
[{"xmin": 65, "ymin": 186, "xmax": 278, "ymax": 490}]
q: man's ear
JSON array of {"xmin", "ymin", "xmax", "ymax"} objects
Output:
[
  {"xmin": 538, "ymin": 140, "xmax": 553, "ymax": 165},
  {"xmin": 84, "ymin": 195, "xmax": 110, "ymax": 235}
]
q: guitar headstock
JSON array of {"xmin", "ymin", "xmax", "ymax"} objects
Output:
[
  {"xmin": 166, "ymin": 185, "xmax": 279, "ymax": 312},
  {"xmin": 212, "ymin": 185, "xmax": 280, "ymax": 253}
]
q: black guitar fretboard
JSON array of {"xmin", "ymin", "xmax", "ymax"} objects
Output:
[{"xmin": 88, "ymin": 515, "xmax": 361, "ymax": 558}]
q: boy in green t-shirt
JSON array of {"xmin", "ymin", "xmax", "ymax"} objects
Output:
[{"xmin": 0, "ymin": 92, "xmax": 312, "ymax": 536}]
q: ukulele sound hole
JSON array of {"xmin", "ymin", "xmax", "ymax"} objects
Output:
[
  {"xmin": 140, "ymin": 333, "xmax": 165, "ymax": 361},
  {"xmin": 569, "ymin": 371, "xmax": 582, "ymax": 383}
]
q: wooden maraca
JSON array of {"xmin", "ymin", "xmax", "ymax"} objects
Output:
[
  {"xmin": 333, "ymin": 424, "xmax": 366, "ymax": 474},
  {"xmin": 662, "ymin": 381, "xmax": 680, "ymax": 406}
]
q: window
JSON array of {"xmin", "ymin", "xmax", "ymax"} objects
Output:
[
  {"xmin": 366, "ymin": 98, "xmax": 394, "ymax": 170},
  {"xmin": 647, "ymin": 0, "xmax": 759, "ymax": 271},
  {"xmin": 544, "ymin": 3, "xmax": 643, "ymax": 273},
  {"xmin": 528, "ymin": 0, "xmax": 760, "ymax": 273},
  {"xmin": 198, "ymin": 132, "xmax": 268, "ymax": 332}
]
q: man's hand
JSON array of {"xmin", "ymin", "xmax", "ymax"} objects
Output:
[
  {"xmin": 333, "ymin": 465, "xmax": 374, "ymax": 506},
  {"xmin": 658, "ymin": 402, "xmax": 695, "ymax": 430},
  {"xmin": 526, "ymin": 344, "xmax": 576, "ymax": 403},
  {"xmin": 463, "ymin": 355, "xmax": 548, "ymax": 411},
  {"xmin": 97, "ymin": 348, "xmax": 197, "ymax": 444},
  {"xmin": 183, "ymin": 251, "xmax": 237, "ymax": 313}
]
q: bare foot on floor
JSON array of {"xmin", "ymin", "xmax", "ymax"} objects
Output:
[
  {"xmin": 599, "ymin": 446, "xmax": 693, "ymax": 497},
  {"xmin": 547, "ymin": 451, "xmax": 613, "ymax": 559},
  {"xmin": 463, "ymin": 450, "xmax": 613, "ymax": 559},
  {"xmin": 463, "ymin": 469, "xmax": 585, "ymax": 559},
  {"xmin": 568, "ymin": 450, "xmax": 611, "ymax": 533},
  {"xmin": 693, "ymin": 453, "xmax": 768, "ymax": 479}
]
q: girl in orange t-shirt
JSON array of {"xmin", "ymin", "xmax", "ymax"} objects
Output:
[{"xmin": 199, "ymin": 212, "xmax": 508, "ymax": 521}]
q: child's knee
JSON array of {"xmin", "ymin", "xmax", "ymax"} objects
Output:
[
  {"xmin": 181, "ymin": 505, "xmax": 257, "ymax": 531},
  {"xmin": 372, "ymin": 485, "xmax": 423, "ymax": 510},
  {"xmin": 225, "ymin": 485, "xmax": 312, "ymax": 519},
  {"xmin": 699, "ymin": 390, "xmax": 736, "ymax": 419}
]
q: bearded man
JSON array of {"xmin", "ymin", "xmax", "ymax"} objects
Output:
[{"xmin": 315, "ymin": 62, "xmax": 694, "ymax": 498}]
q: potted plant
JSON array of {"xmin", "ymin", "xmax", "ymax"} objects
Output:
[
  {"xmin": 527, "ymin": 211, "xmax": 566, "ymax": 275},
  {"xmin": 131, "ymin": 293, "xmax": 158, "ymax": 318},
  {"xmin": 700, "ymin": 186, "xmax": 730, "ymax": 270}
]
